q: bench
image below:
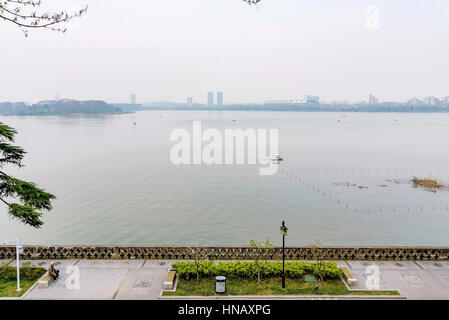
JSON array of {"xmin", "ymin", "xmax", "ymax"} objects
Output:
[
  {"xmin": 341, "ymin": 267, "xmax": 357, "ymax": 287},
  {"xmin": 38, "ymin": 272, "xmax": 55, "ymax": 289},
  {"xmin": 163, "ymin": 271, "xmax": 177, "ymax": 290}
]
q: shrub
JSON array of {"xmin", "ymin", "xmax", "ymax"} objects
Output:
[
  {"xmin": 172, "ymin": 261, "xmax": 197, "ymax": 280},
  {"xmin": 172, "ymin": 261, "xmax": 342, "ymax": 280},
  {"xmin": 0, "ymin": 263, "xmax": 46, "ymax": 281},
  {"xmin": 302, "ymin": 262, "xmax": 342, "ymax": 280}
]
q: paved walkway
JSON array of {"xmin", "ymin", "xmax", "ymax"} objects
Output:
[
  {"xmin": 10, "ymin": 259, "xmax": 171, "ymax": 300},
  {"xmin": 2, "ymin": 260, "xmax": 449, "ymax": 299},
  {"xmin": 338, "ymin": 261, "xmax": 449, "ymax": 299}
]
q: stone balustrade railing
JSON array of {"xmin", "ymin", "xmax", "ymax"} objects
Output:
[{"xmin": 0, "ymin": 246, "xmax": 448, "ymax": 261}]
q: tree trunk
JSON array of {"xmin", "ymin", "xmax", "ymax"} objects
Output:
[{"xmin": 196, "ymin": 266, "xmax": 199, "ymax": 285}]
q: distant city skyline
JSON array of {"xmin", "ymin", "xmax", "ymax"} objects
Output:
[
  {"xmin": 2, "ymin": 0, "xmax": 449, "ymax": 104},
  {"xmin": 6, "ymin": 92, "xmax": 449, "ymax": 106},
  {"xmin": 70, "ymin": 92, "xmax": 449, "ymax": 106}
]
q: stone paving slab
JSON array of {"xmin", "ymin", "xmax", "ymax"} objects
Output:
[
  {"xmin": 25, "ymin": 268, "xmax": 129, "ymax": 300},
  {"xmin": 439, "ymin": 274, "xmax": 449, "ymax": 286},
  {"xmin": 16, "ymin": 260, "xmax": 76, "ymax": 269},
  {"xmin": 336, "ymin": 261, "xmax": 350, "ymax": 268},
  {"xmin": 24, "ymin": 260, "xmax": 169, "ymax": 300},
  {"xmin": 349, "ymin": 268, "xmax": 449, "ymax": 299},
  {"xmin": 415, "ymin": 261, "xmax": 449, "ymax": 270},
  {"xmin": 142, "ymin": 260, "xmax": 173, "ymax": 269},
  {"xmin": 348, "ymin": 269, "xmax": 390, "ymax": 290},
  {"xmin": 114, "ymin": 269, "xmax": 168, "ymax": 300},
  {"xmin": 396, "ymin": 271, "xmax": 449, "ymax": 299},
  {"xmin": 346, "ymin": 261, "xmax": 421, "ymax": 270},
  {"xmin": 76, "ymin": 260, "xmax": 144, "ymax": 269}
]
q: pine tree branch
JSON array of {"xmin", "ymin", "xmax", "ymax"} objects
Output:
[
  {"xmin": 0, "ymin": 196, "xmax": 9, "ymax": 206},
  {"xmin": 0, "ymin": 122, "xmax": 55, "ymax": 228}
]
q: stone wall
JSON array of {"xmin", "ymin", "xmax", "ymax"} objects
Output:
[{"xmin": 1, "ymin": 246, "xmax": 448, "ymax": 261}]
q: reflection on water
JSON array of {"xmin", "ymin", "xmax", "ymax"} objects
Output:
[{"xmin": 0, "ymin": 111, "xmax": 448, "ymax": 246}]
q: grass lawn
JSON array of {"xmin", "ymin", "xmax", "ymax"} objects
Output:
[
  {"xmin": 0, "ymin": 265, "xmax": 47, "ymax": 298},
  {"xmin": 0, "ymin": 279, "xmax": 41, "ymax": 298},
  {"xmin": 163, "ymin": 277, "xmax": 399, "ymax": 296}
]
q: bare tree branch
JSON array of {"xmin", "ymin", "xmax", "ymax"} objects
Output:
[
  {"xmin": 242, "ymin": 0, "xmax": 262, "ymax": 5},
  {"xmin": 0, "ymin": 0, "xmax": 88, "ymax": 37}
]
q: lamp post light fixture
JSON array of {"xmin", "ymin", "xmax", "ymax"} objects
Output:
[
  {"xmin": 4, "ymin": 239, "xmax": 23, "ymax": 291},
  {"xmin": 280, "ymin": 220, "xmax": 288, "ymax": 289}
]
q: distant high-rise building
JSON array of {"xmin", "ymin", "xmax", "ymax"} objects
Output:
[
  {"xmin": 408, "ymin": 97, "xmax": 423, "ymax": 105},
  {"xmin": 369, "ymin": 94, "xmax": 378, "ymax": 105},
  {"xmin": 130, "ymin": 94, "xmax": 136, "ymax": 104},
  {"xmin": 423, "ymin": 96, "xmax": 440, "ymax": 105},
  {"xmin": 305, "ymin": 95, "xmax": 320, "ymax": 104},
  {"xmin": 265, "ymin": 100, "xmax": 295, "ymax": 105},
  {"xmin": 443, "ymin": 96, "xmax": 449, "ymax": 105},
  {"xmin": 217, "ymin": 92, "xmax": 223, "ymax": 106},
  {"xmin": 186, "ymin": 97, "xmax": 193, "ymax": 106},
  {"xmin": 207, "ymin": 92, "xmax": 214, "ymax": 106}
]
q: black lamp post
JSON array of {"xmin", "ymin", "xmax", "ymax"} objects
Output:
[{"xmin": 280, "ymin": 220, "xmax": 288, "ymax": 288}]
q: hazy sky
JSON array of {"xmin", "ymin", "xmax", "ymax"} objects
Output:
[{"xmin": 1, "ymin": 0, "xmax": 449, "ymax": 104}]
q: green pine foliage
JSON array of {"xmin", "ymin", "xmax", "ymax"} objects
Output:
[{"xmin": 0, "ymin": 122, "xmax": 55, "ymax": 228}]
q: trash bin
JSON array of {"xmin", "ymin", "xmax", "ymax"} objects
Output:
[{"xmin": 215, "ymin": 276, "xmax": 226, "ymax": 294}]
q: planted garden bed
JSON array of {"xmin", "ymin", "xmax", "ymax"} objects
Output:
[
  {"xmin": 0, "ymin": 263, "xmax": 46, "ymax": 297},
  {"xmin": 163, "ymin": 277, "xmax": 399, "ymax": 296},
  {"xmin": 163, "ymin": 261, "xmax": 399, "ymax": 296}
]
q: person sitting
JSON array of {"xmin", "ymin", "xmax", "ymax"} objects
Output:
[{"xmin": 49, "ymin": 263, "xmax": 60, "ymax": 281}]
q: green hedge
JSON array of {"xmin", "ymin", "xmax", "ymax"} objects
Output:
[
  {"xmin": 0, "ymin": 263, "xmax": 46, "ymax": 281},
  {"xmin": 172, "ymin": 261, "xmax": 342, "ymax": 280}
]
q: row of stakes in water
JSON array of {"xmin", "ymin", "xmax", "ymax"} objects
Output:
[
  {"xmin": 279, "ymin": 167, "xmax": 449, "ymax": 216},
  {"xmin": 287, "ymin": 168, "xmax": 449, "ymax": 175}
]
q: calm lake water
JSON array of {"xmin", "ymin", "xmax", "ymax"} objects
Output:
[{"xmin": 1, "ymin": 111, "xmax": 449, "ymax": 246}]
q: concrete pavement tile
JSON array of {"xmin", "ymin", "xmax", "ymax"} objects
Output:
[
  {"xmin": 15, "ymin": 259, "xmax": 76, "ymax": 269},
  {"xmin": 347, "ymin": 261, "xmax": 420, "ymax": 270},
  {"xmin": 348, "ymin": 269, "xmax": 392, "ymax": 290},
  {"xmin": 439, "ymin": 274, "xmax": 449, "ymax": 286},
  {"xmin": 114, "ymin": 269, "xmax": 168, "ymax": 300},
  {"xmin": 25, "ymin": 268, "xmax": 128, "ymax": 299},
  {"xmin": 142, "ymin": 260, "xmax": 174, "ymax": 269},
  {"xmin": 402, "ymin": 274, "xmax": 426, "ymax": 285},
  {"xmin": 336, "ymin": 261, "xmax": 350, "ymax": 268},
  {"xmin": 76, "ymin": 260, "xmax": 144, "ymax": 269},
  {"xmin": 415, "ymin": 261, "xmax": 449, "ymax": 270}
]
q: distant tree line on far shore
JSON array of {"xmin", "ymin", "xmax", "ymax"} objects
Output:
[
  {"xmin": 0, "ymin": 100, "xmax": 122, "ymax": 116},
  {"xmin": 1, "ymin": 99, "xmax": 449, "ymax": 116}
]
